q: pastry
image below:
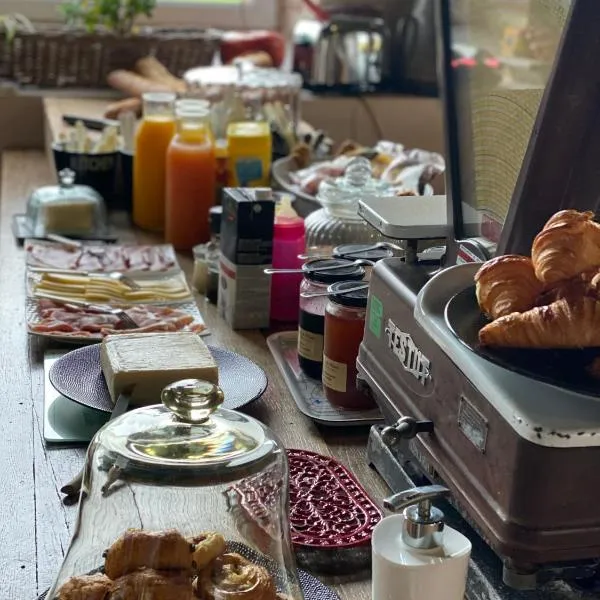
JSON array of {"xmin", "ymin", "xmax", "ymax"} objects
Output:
[
  {"xmin": 474, "ymin": 255, "xmax": 543, "ymax": 319},
  {"xmin": 104, "ymin": 529, "xmax": 193, "ymax": 580},
  {"xmin": 531, "ymin": 210, "xmax": 600, "ymax": 284},
  {"xmin": 56, "ymin": 573, "xmax": 112, "ymax": 600},
  {"xmin": 195, "ymin": 552, "xmax": 276, "ymax": 600},
  {"xmin": 479, "ymin": 296, "xmax": 600, "ymax": 348},
  {"xmin": 189, "ymin": 531, "xmax": 227, "ymax": 570},
  {"xmin": 109, "ymin": 568, "xmax": 193, "ymax": 600}
]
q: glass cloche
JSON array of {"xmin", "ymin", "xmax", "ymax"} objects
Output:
[
  {"xmin": 304, "ymin": 157, "xmax": 395, "ymax": 252},
  {"xmin": 26, "ymin": 168, "xmax": 108, "ymax": 238},
  {"xmin": 47, "ymin": 379, "xmax": 303, "ymax": 600}
]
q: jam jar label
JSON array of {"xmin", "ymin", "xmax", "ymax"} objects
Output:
[
  {"xmin": 298, "ymin": 328, "xmax": 324, "ymax": 362},
  {"xmin": 322, "ymin": 355, "xmax": 347, "ymax": 392}
]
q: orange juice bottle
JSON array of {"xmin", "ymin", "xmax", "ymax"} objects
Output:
[
  {"xmin": 133, "ymin": 92, "xmax": 176, "ymax": 232},
  {"xmin": 165, "ymin": 102, "xmax": 216, "ymax": 250}
]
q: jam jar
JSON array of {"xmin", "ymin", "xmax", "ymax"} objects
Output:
[
  {"xmin": 298, "ymin": 259, "xmax": 366, "ymax": 379},
  {"xmin": 323, "ymin": 281, "xmax": 376, "ymax": 410}
]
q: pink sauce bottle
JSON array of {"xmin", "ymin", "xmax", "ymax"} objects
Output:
[{"xmin": 270, "ymin": 196, "xmax": 306, "ymax": 323}]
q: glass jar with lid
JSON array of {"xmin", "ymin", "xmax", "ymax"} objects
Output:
[
  {"xmin": 46, "ymin": 379, "xmax": 304, "ymax": 600},
  {"xmin": 304, "ymin": 157, "xmax": 395, "ymax": 252},
  {"xmin": 298, "ymin": 259, "xmax": 366, "ymax": 379},
  {"xmin": 323, "ymin": 282, "xmax": 375, "ymax": 410},
  {"xmin": 26, "ymin": 168, "xmax": 108, "ymax": 238}
]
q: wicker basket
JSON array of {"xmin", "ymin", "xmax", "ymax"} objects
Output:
[{"xmin": 1, "ymin": 27, "xmax": 219, "ymax": 88}]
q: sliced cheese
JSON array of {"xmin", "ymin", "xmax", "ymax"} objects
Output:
[{"xmin": 100, "ymin": 331, "xmax": 218, "ymax": 406}]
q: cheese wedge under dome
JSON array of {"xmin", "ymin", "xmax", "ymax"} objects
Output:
[{"xmin": 101, "ymin": 331, "xmax": 218, "ymax": 405}]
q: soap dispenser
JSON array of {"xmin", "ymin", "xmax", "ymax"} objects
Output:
[{"xmin": 372, "ymin": 485, "xmax": 471, "ymax": 600}]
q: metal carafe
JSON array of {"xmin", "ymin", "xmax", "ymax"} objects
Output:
[{"xmin": 310, "ymin": 14, "xmax": 388, "ymax": 91}]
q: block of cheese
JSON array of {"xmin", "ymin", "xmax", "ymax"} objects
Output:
[{"xmin": 100, "ymin": 331, "xmax": 219, "ymax": 406}]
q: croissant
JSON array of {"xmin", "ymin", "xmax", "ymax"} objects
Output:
[
  {"xmin": 56, "ymin": 573, "xmax": 112, "ymax": 600},
  {"xmin": 195, "ymin": 553, "xmax": 276, "ymax": 600},
  {"xmin": 110, "ymin": 568, "xmax": 193, "ymax": 600},
  {"xmin": 104, "ymin": 529, "xmax": 193, "ymax": 580},
  {"xmin": 532, "ymin": 210, "xmax": 600, "ymax": 284},
  {"xmin": 474, "ymin": 255, "xmax": 543, "ymax": 319},
  {"xmin": 479, "ymin": 296, "xmax": 600, "ymax": 348}
]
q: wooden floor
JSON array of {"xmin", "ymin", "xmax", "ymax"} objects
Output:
[{"xmin": 0, "ymin": 150, "xmax": 387, "ymax": 599}]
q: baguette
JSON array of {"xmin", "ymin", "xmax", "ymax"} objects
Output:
[
  {"xmin": 107, "ymin": 69, "xmax": 172, "ymax": 97},
  {"xmin": 135, "ymin": 56, "xmax": 187, "ymax": 94},
  {"xmin": 104, "ymin": 97, "xmax": 142, "ymax": 120}
]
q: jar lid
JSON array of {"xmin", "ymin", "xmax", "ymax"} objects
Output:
[
  {"xmin": 302, "ymin": 258, "xmax": 365, "ymax": 284},
  {"xmin": 328, "ymin": 281, "xmax": 369, "ymax": 308},
  {"xmin": 333, "ymin": 243, "xmax": 394, "ymax": 262},
  {"xmin": 95, "ymin": 380, "xmax": 278, "ymax": 484}
]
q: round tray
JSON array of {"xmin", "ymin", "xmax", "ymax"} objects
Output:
[
  {"xmin": 38, "ymin": 541, "xmax": 340, "ymax": 600},
  {"xmin": 49, "ymin": 343, "xmax": 268, "ymax": 413},
  {"xmin": 445, "ymin": 286, "xmax": 600, "ymax": 396}
]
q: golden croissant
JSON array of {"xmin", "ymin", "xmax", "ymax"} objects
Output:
[
  {"xmin": 474, "ymin": 255, "xmax": 543, "ymax": 319},
  {"xmin": 532, "ymin": 210, "xmax": 600, "ymax": 284},
  {"xmin": 479, "ymin": 296, "xmax": 600, "ymax": 348}
]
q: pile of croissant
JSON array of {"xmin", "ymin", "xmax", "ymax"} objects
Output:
[
  {"xmin": 476, "ymin": 209, "xmax": 600, "ymax": 349},
  {"xmin": 56, "ymin": 529, "xmax": 290, "ymax": 600}
]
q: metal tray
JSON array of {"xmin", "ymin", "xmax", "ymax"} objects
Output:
[{"xmin": 267, "ymin": 331, "xmax": 383, "ymax": 427}]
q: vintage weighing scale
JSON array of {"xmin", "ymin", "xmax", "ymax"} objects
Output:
[{"xmin": 356, "ymin": 0, "xmax": 600, "ymax": 597}]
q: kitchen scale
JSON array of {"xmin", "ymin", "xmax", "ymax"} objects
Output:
[{"xmin": 356, "ymin": 1, "xmax": 600, "ymax": 598}]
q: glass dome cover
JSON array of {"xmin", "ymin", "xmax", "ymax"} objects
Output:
[
  {"xmin": 304, "ymin": 157, "xmax": 395, "ymax": 251},
  {"xmin": 26, "ymin": 168, "xmax": 108, "ymax": 238},
  {"xmin": 47, "ymin": 379, "xmax": 303, "ymax": 600}
]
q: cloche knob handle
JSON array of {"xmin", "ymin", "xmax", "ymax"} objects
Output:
[{"xmin": 161, "ymin": 379, "xmax": 224, "ymax": 424}]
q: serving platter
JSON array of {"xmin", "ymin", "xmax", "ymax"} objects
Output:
[
  {"xmin": 445, "ymin": 286, "xmax": 600, "ymax": 396},
  {"xmin": 26, "ymin": 298, "xmax": 208, "ymax": 344},
  {"xmin": 27, "ymin": 269, "xmax": 193, "ymax": 305},
  {"xmin": 25, "ymin": 240, "xmax": 180, "ymax": 275},
  {"xmin": 39, "ymin": 541, "xmax": 340, "ymax": 600},
  {"xmin": 49, "ymin": 343, "xmax": 268, "ymax": 412}
]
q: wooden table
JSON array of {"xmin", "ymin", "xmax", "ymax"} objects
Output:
[{"xmin": 0, "ymin": 150, "xmax": 387, "ymax": 599}]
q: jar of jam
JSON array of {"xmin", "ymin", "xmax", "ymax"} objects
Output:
[
  {"xmin": 298, "ymin": 259, "xmax": 366, "ymax": 380},
  {"xmin": 323, "ymin": 281, "xmax": 375, "ymax": 410}
]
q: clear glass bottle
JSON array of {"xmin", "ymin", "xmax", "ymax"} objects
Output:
[
  {"xmin": 304, "ymin": 157, "xmax": 395, "ymax": 251},
  {"xmin": 46, "ymin": 379, "xmax": 304, "ymax": 600},
  {"xmin": 166, "ymin": 103, "xmax": 216, "ymax": 250},
  {"xmin": 133, "ymin": 92, "xmax": 176, "ymax": 232},
  {"xmin": 298, "ymin": 259, "xmax": 365, "ymax": 379}
]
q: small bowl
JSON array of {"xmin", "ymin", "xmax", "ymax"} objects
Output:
[{"xmin": 52, "ymin": 143, "xmax": 119, "ymax": 210}]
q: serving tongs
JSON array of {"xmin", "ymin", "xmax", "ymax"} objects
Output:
[
  {"xmin": 30, "ymin": 267, "xmax": 142, "ymax": 291},
  {"xmin": 61, "ymin": 392, "xmax": 131, "ymax": 503}
]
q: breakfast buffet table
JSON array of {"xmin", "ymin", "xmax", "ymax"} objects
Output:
[{"xmin": 0, "ymin": 150, "xmax": 386, "ymax": 599}]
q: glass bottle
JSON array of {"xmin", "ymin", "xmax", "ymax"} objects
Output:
[
  {"xmin": 166, "ymin": 103, "xmax": 217, "ymax": 250},
  {"xmin": 133, "ymin": 92, "xmax": 176, "ymax": 232}
]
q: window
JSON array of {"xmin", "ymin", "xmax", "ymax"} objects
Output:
[{"xmin": 0, "ymin": 0, "xmax": 280, "ymax": 29}]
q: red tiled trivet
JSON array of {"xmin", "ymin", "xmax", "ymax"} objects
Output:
[{"xmin": 232, "ymin": 448, "xmax": 383, "ymax": 549}]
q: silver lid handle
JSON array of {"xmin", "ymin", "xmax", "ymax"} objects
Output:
[{"xmin": 384, "ymin": 485, "xmax": 451, "ymax": 550}]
